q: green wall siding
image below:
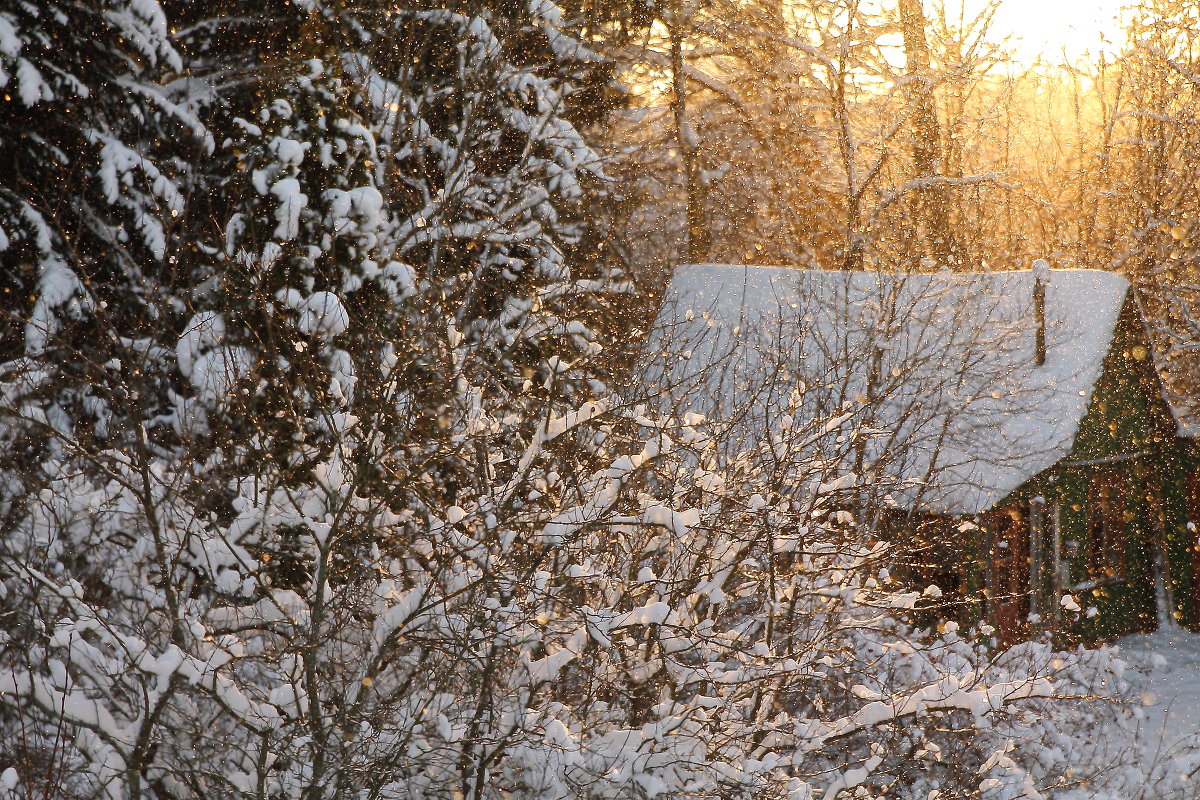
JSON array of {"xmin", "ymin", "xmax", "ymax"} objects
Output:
[{"xmin": 976, "ymin": 301, "xmax": 1200, "ymax": 642}]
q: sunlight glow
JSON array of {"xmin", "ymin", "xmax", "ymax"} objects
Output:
[{"xmin": 973, "ymin": 0, "xmax": 1133, "ymax": 64}]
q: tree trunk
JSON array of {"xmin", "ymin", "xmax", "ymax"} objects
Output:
[
  {"xmin": 670, "ymin": 22, "xmax": 709, "ymax": 264},
  {"xmin": 897, "ymin": 0, "xmax": 953, "ymax": 269}
]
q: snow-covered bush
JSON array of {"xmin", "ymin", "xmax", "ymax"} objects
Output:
[{"xmin": 0, "ymin": 386, "xmax": 1170, "ymax": 800}]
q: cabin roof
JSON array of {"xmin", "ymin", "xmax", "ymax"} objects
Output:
[{"xmin": 648, "ymin": 264, "xmax": 1131, "ymax": 515}]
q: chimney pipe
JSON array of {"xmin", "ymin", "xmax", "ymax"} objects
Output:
[{"xmin": 1032, "ymin": 259, "xmax": 1048, "ymax": 366}]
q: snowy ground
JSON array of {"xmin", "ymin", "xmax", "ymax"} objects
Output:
[{"xmin": 1108, "ymin": 628, "xmax": 1200, "ymax": 795}]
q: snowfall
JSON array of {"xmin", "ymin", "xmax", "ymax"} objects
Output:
[{"xmin": 1106, "ymin": 627, "xmax": 1200, "ymax": 794}]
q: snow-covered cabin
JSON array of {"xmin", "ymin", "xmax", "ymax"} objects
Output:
[{"xmin": 647, "ymin": 263, "xmax": 1200, "ymax": 643}]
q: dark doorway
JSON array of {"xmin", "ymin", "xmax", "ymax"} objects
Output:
[
  {"xmin": 1187, "ymin": 472, "xmax": 1200, "ymax": 624},
  {"xmin": 989, "ymin": 506, "xmax": 1030, "ymax": 646}
]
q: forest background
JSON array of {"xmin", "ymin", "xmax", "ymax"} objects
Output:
[{"xmin": 2, "ymin": 1, "xmax": 1200, "ymax": 799}]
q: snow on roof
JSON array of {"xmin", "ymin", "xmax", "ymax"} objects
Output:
[{"xmin": 646, "ymin": 264, "xmax": 1130, "ymax": 515}]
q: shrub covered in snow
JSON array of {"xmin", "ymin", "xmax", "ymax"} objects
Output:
[{"xmin": 0, "ymin": 391, "xmax": 1174, "ymax": 800}]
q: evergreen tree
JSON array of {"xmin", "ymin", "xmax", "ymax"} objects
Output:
[
  {"xmin": 0, "ymin": 0, "xmax": 207, "ymax": 568},
  {"xmin": 0, "ymin": 2, "xmax": 637, "ymax": 798},
  {"xmin": 0, "ymin": 0, "xmax": 208, "ymax": 346}
]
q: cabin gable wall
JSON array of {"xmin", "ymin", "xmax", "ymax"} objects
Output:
[{"xmin": 982, "ymin": 299, "xmax": 1194, "ymax": 641}]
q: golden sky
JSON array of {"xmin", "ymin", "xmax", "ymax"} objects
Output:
[{"xmin": 974, "ymin": 0, "xmax": 1132, "ymax": 63}]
